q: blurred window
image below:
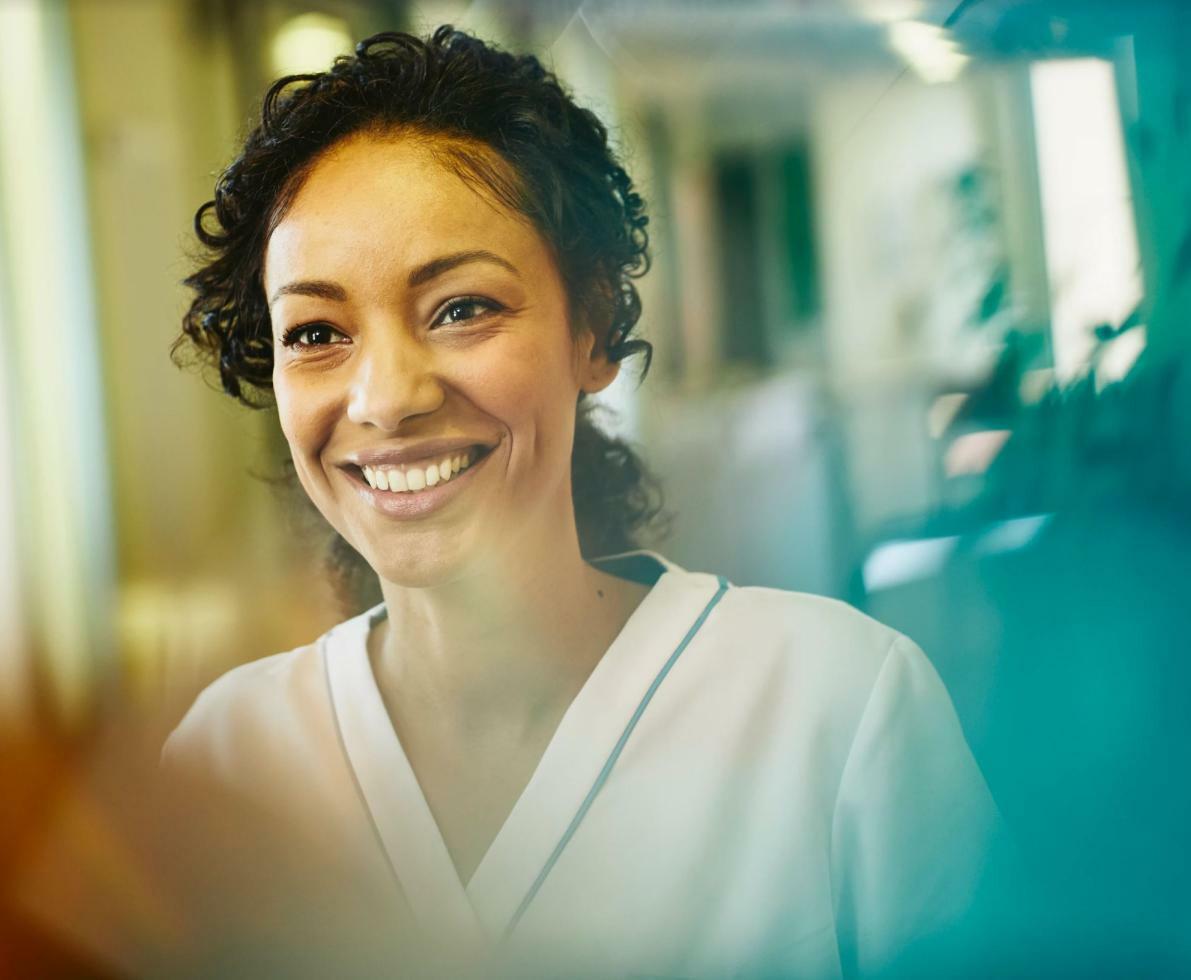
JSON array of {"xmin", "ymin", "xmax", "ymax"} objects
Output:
[
  {"xmin": 1030, "ymin": 57, "xmax": 1143, "ymax": 381},
  {"xmin": 712, "ymin": 142, "xmax": 821, "ymax": 370},
  {"xmin": 0, "ymin": 0, "xmax": 114, "ymax": 725}
]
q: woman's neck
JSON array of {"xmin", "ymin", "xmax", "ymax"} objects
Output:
[{"xmin": 369, "ymin": 532, "xmax": 651, "ymax": 732}]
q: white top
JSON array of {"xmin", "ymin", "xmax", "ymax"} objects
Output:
[{"xmin": 163, "ymin": 551, "xmax": 1001, "ymax": 978}]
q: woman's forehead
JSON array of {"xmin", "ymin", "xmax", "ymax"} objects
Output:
[
  {"xmin": 287, "ymin": 134, "xmax": 511, "ymax": 226},
  {"xmin": 264, "ymin": 134, "xmax": 545, "ymax": 288}
]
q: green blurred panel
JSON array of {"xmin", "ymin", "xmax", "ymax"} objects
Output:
[
  {"xmin": 778, "ymin": 142, "xmax": 820, "ymax": 323},
  {"xmin": 713, "ymin": 153, "xmax": 769, "ymax": 368}
]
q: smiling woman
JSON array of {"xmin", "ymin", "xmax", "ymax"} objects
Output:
[
  {"xmin": 261, "ymin": 132, "xmax": 622, "ymax": 589},
  {"xmin": 164, "ymin": 25, "xmax": 1005, "ymax": 980}
]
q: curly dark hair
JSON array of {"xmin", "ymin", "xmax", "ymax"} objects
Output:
[{"xmin": 173, "ymin": 25, "xmax": 666, "ymax": 611}]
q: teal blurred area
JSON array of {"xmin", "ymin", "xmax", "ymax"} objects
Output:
[{"xmin": 1, "ymin": 0, "xmax": 1189, "ymax": 975}]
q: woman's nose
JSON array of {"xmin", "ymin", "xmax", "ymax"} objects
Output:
[{"xmin": 345, "ymin": 330, "xmax": 445, "ymax": 431}]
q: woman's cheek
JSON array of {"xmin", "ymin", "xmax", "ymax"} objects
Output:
[
  {"xmin": 451, "ymin": 343, "xmax": 538, "ymax": 416},
  {"xmin": 273, "ymin": 376, "xmax": 306, "ymax": 451},
  {"xmin": 276, "ymin": 372, "xmax": 335, "ymax": 464}
]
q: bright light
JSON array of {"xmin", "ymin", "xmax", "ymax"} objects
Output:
[
  {"xmin": 858, "ymin": 0, "xmax": 927, "ymax": 24},
  {"xmin": 1018, "ymin": 368, "xmax": 1056, "ymax": 405},
  {"xmin": 944, "ymin": 429, "xmax": 1011, "ymax": 476},
  {"xmin": 971, "ymin": 514, "xmax": 1052, "ymax": 557},
  {"xmin": 863, "ymin": 514, "xmax": 1053, "ymax": 592},
  {"xmin": 888, "ymin": 21, "xmax": 969, "ymax": 84},
  {"xmin": 864, "ymin": 536, "xmax": 958, "ymax": 592},
  {"xmin": 0, "ymin": 0, "xmax": 114, "ymax": 722},
  {"xmin": 1030, "ymin": 59, "xmax": 1143, "ymax": 384},
  {"xmin": 271, "ymin": 13, "xmax": 353, "ymax": 77},
  {"xmin": 1096, "ymin": 326, "xmax": 1146, "ymax": 390},
  {"xmin": 928, "ymin": 392, "xmax": 968, "ymax": 439}
]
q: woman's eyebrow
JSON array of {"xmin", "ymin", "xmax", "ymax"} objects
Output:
[
  {"xmin": 407, "ymin": 249, "xmax": 520, "ymax": 287},
  {"xmin": 269, "ymin": 251, "xmax": 519, "ymax": 305},
  {"xmin": 270, "ymin": 279, "xmax": 348, "ymax": 304}
]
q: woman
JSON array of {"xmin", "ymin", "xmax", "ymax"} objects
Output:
[{"xmin": 165, "ymin": 26, "xmax": 1002, "ymax": 979}]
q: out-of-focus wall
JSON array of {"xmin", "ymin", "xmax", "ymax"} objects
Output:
[
  {"xmin": 67, "ymin": 0, "xmax": 347, "ymax": 720},
  {"xmin": 0, "ymin": 0, "xmax": 115, "ymax": 729}
]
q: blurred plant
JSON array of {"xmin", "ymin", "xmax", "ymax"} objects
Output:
[
  {"xmin": 950, "ymin": 268, "xmax": 1189, "ymax": 527},
  {"xmin": 941, "ymin": 4, "xmax": 1191, "ymax": 525},
  {"xmin": 953, "ymin": 166, "xmax": 1014, "ymax": 331}
]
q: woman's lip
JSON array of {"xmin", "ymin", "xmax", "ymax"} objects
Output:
[
  {"xmin": 346, "ymin": 440, "xmax": 495, "ymax": 469},
  {"xmin": 346, "ymin": 444, "xmax": 494, "ymax": 520}
]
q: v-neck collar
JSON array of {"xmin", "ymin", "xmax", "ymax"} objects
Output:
[{"xmin": 323, "ymin": 550, "xmax": 729, "ymax": 946}]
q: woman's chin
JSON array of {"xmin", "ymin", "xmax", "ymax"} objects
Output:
[{"xmin": 366, "ymin": 541, "xmax": 486, "ymax": 591}]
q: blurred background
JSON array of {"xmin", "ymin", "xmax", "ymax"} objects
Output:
[{"xmin": 2, "ymin": 0, "xmax": 1190, "ymax": 975}]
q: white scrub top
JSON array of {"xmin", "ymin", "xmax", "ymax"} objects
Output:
[{"xmin": 162, "ymin": 551, "xmax": 1001, "ymax": 979}]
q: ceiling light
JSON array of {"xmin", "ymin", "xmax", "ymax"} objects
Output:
[
  {"xmin": 888, "ymin": 20, "xmax": 969, "ymax": 84},
  {"xmin": 271, "ymin": 13, "xmax": 352, "ymax": 77}
]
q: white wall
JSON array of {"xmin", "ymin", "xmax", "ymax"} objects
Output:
[{"xmin": 810, "ymin": 70, "xmax": 989, "ymax": 534}]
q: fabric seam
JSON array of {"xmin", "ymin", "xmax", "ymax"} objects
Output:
[
  {"xmin": 322, "ymin": 626, "xmax": 416, "ymax": 911},
  {"xmin": 826, "ymin": 632, "xmax": 904, "ymax": 915},
  {"xmin": 503, "ymin": 574, "xmax": 732, "ymax": 938}
]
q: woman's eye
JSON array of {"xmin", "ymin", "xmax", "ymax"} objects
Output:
[
  {"xmin": 434, "ymin": 296, "xmax": 501, "ymax": 328},
  {"xmin": 281, "ymin": 323, "xmax": 348, "ymax": 348}
]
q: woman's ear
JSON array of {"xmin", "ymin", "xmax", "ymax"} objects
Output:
[{"xmin": 577, "ymin": 325, "xmax": 620, "ymax": 395}]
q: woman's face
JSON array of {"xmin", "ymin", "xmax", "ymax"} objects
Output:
[{"xmin": 263, "ymin": 133, "xmax": 616, "ymax": 587}]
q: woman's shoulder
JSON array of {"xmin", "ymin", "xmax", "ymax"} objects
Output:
[
  {"xmin": 698, "ymin": 573, "xmax": 914, "ymax": 680},
  {"xmin": 633, "ymin": 550, "xmax": 906, "ymax": 673},
  {"xmin": 633, "ymin": 553, "xmax": 937, "ymax": 740},
  {"xmin": 720, "ymin": 580, "xmax": 900, "ymax": 648},
  {"xmin": 160, "ymin": 606, "xmax": 375, "ymax": 784},
  {"xmin": 626, "ymin": 551, "xmax": 920, "ymax": 705}
]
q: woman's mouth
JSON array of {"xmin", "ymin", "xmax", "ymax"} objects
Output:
[
  {"xmin": 346, "ymin": 444, "xmax": 496, "ymax": 519},
  {"xmin": 358, "ymin": 445, "xmax": 486, "ymax": 494}
]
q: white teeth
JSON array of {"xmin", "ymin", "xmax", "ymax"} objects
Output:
[{"xmin": 362, "ymin": 447, "xmax": 483, "ymax": 495}]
